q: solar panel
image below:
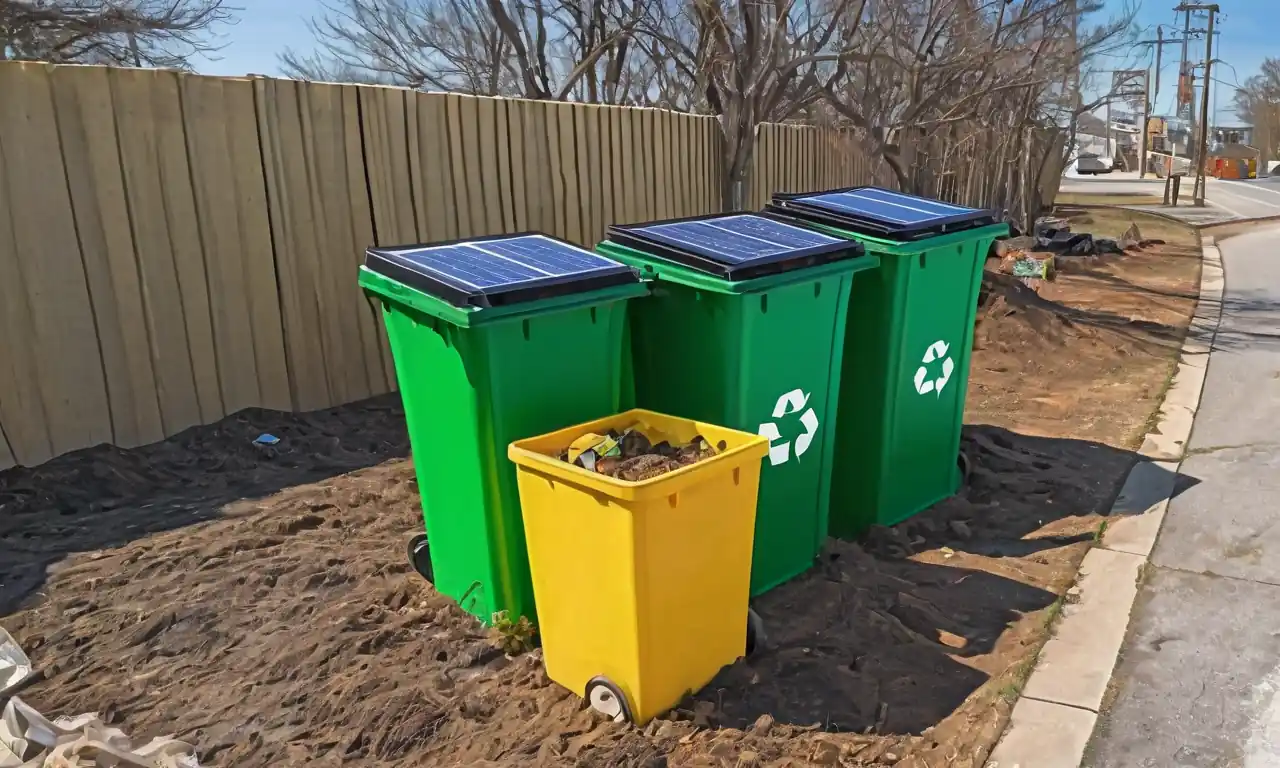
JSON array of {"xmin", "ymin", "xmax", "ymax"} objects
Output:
[
  {"xmin": 606, "ymin": 213, "xmax": 864, "ymax": 281},
  {"xmin": 365, "ymin": 233, "xmax": 639, "ymax": 308},
  {"xmin": 769, "ymin": 186, "xmax": 998, "ymax": 240}
]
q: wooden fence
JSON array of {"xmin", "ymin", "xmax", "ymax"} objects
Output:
[{"xmin": 0, "ymin": 62, "xmax": 879, "ymax": 470}]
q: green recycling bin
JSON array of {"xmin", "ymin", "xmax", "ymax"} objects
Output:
[
  {"xmin": 359, "ymin": 233, "xmax": 646, "ymax": 624},
  {"xmin": 599, "ymin": 213, "xmax": 878, "ymax": 595},
  {"xmin": 767, "ymin": 187, "xmax": 1009, "ymax": 535}
]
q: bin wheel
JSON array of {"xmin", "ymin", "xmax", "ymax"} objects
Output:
[
  {"xmin": 957, "ymin": 450, "xmax": 973, "ymax": 487},
  {"xmin": 585, "ymin": 676, "xmax": 633, "ymax": 724},
  {"xmin": 745, "ymin": 607, "xmax": 766, "ymax": 657},
  {"xmin": 406, "ymin": 532, "xmax": 434, "ymax": 583}
]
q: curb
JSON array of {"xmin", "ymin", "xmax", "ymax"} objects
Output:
[
  {"xmin": 1050, "ymin": 202, "xmax": 1209, "ymax": 227},
  {"xmin": 1200, "ymin": 212, "xmax": 1280, "ymax": 229},
  {"xmin": 1053, "ymin": 203, "xmax": 1280, "ymax": 230},
  {"xmin": 985, "ymin": 236, "xmax": 1227, "ymax": 768}
]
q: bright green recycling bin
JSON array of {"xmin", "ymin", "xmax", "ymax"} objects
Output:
[
  {"xmin": 767, "ymin": 187, "xmax": 1009, "ymax": 535},
  {"xmin": 359, "ymin": 233, "xmax": 646, "ymax": 624},
  {"xmin": 599, "ymin": 213, "xmax": 878, "ymax": 595}
]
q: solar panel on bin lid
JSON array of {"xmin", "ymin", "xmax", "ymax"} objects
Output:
[
  {"xmin": 364, "ymin": 233, "xmax": 637, "ymax": 308},
  {"xmin": 606, "ymin": 213, "xmax": 860, "ymax": 280},
  {"xmin": 632, "ymin": 214, "xmax": 842, "ymax": 263},
  {"xmin": 773, "ymin": 186, "xmax": 997, "ymax": 239}
]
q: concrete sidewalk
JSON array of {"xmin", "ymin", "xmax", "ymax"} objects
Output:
[
  {"xmin": 1086, "ymin": 225, "xmax": 1280, "ymax": 767},
  {"xmin": 1057, "ymin": 175, "xmax": 1280, "ymax": 224}
]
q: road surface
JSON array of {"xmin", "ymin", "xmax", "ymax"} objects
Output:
[
  {"xmin": 1058, "ymin": 173, "xmax": 1280, "ymax": 223},
  {"xmin": 1087, "ymin": 225, "xmax": 1280, "ymax": 767}
]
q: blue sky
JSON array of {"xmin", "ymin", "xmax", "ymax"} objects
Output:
[{"xmin": 193, "ymin": 0, "xmax": 1274, "ymax": 122}]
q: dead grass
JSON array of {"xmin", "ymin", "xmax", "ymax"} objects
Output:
[
  {"xmin": 1055, "ymin": 193, "xmax": 1166, "ymax": 207},
  {"xmin": 1052, "ymin": 205, "xmax": 1200, "ymax": 248}
]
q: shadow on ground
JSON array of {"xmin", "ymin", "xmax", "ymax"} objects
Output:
[
  {"xmin": 685, "ymin": 425, "xmax": 1198, "ymax": 738},
  {"xmin": 0, "ymin": 395, "xmax": 409, "ymax": 616}
]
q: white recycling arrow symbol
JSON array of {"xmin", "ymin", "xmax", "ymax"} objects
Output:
[
  {"xmin": 758, "ymin": 389, "xmax": 820, "ymax": 467},
  {"xmin": 913, "ymin": 340, "xmax": 956, "ymax": 397}
]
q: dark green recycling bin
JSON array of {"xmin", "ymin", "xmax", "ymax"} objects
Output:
[
  {"xmin": 359, "ymin": 233, "xmax": 646, "ymax": 624},
  {"xmin": 598, "ymin": 213, "xmax": 879, "ymax": 595},
  {"xmin": 767, "ymin": 187, "xmax": 1009, "ymax": 535}
]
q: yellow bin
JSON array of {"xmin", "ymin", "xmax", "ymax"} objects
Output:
[{"xmin": 508, "ymin": 408, "xmax": 768, "ymax": 725}]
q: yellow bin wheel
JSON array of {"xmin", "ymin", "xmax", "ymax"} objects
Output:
[{"xmin": 585, "ymin": 676, "xmax": 634, "ymax": 723}]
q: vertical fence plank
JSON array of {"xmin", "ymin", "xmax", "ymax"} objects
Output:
[
  {"xmin": 256, "ymin": 78, "xmax": 331, "ymax": 411},
  {"xmin": 153, "ymin": 71, "xmax": 225, "ymax": 425},
  {"xmin": 582, "ymin": 105, "xmax": 604, "ymax": 243},
  {"xmin": 573, "ymin": 103, "xmax": 596, "ymax": 244},
  {"xmin": 522, "ymin": 99, "xmax": 557, "ymax": 236},
  {"xmin": 653, "ymin": 109, "xmax": 670, "ymax": 219},
  {"xmin": 111, "ymin": 67, "xmax": 208, "ymax": 435},
  {"xmin": 475, "ymin": 96, "xmax": 505, "ymax": 236},
  {"xmin": 544, "ymin": 102, "xmax": 567, "ymax": 239},
  {"xmin": 596, "ymin": 106, "xmax": 615, "ymax": 239},
  {"xmin": 341, "ymin": 85, "xmax": 391, "ymax": 397},
  {"xmin": 182, "ymin": 74, "xmax": 263, "ymax": 417},
  {"xmin": 50, "ymin": 65, "xmax": 165, "ymax": 448},
  {"xmin": 643, "ymin": 108, "xmax": 655, "ymax": 219},
  {"xmin": 442, "ymin": 94, "xmax": 473, "ymax": 239},
  {"xmin": 556, "ymin": 103, "xmax": 584, "ymax": 244},
  {"xmin": 412, "ymin": 93, "xmax": 459, "ymax": 243},
  {"xmin": 362, "ymin": 87, "xmax": 419, "ymax": 246},
  {"xmin": 617, "ymin": 107, "xmax": 636, "ymax": 224},
  {"xmin": 0, "ymin": 424, "xmax": 14, "ymax": 471},
  {"xmin": 0, "ymin": 65, "xmax": 114, "ymax": 458},
  {"xmin": 0, "ymin": 67, "xmax": 55, "ymax": 466},
  {"xmin": 505, "ymin": 100, "xmax": 529, "ymax": 233},
  {"xmin": 493, "ymin": 99, "xmax": 516, "ymax": 234},
  {"xmin": 454, "ymin": 95, "xmax": 487, "ymax": 236},
  {"xmin": 225, "ymin": 78, "xmax": 293, "ymax": 412}
]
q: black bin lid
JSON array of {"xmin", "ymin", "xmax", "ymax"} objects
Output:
[
  {"xmin": 606, "ymin": 212, "xmax": 865, "ymax": 281},
  {"xmin": 365, "ymin": 232, "xmax": 639, "ymax": 309},
  {"xmin": 769, "ymin": 186, "xmax": 998, "ymax": 241}
]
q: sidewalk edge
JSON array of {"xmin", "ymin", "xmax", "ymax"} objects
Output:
[{"xmin": 985, "ymin": 236, "xmax": 1226, "ymax": 768}]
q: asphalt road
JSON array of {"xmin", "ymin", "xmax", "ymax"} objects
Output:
[
  {"xmin": 1087, "ymin": 226, "xmax": 1280, "ymax": 767},
  {"xmin": 1206, "ymin": 177, "xmax": 1280, "ymax": 220}
]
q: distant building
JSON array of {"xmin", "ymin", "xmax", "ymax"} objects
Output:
[{"xmin": 1210, "ymin": 125, "xmax": 1253, "ymax": 149}]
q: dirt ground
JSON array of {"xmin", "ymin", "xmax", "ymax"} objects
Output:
[{"xmin": 0, "ymin": 211, "xmax": 1201, "ymax": 768}]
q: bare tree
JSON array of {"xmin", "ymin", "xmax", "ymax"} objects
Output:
[
  {"xmin": 0, "ymin": 0, "xmax": 236, "ymax": 67},
  {"xmin": 1234, "ymin": 58, "xmax": 1280, "ymax": 170},
  {"xmin": 280, "ymin": 0, "xmax": 1140, "ymax": 223},
  {"xmin": 801, "ymin": 0, "xmax": 1136, "ymax": 228},
  {"xmin": 641, "ymin": 0, "xmax": 869, "ymax": 209},
  {"xmin": 281, "ymin": 0, "xmax": 651, "ymax": 101}
]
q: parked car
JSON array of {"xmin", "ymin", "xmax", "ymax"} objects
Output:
[{"xmin": 1076, "ymin": 153, "xmax": 1115, "ymax": 175}]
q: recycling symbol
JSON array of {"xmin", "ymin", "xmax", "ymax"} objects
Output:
[
  {"xmin": 758, "ymin": 389, "xmax": 819, "ymax": 467},
  {"xmin": 913, "ymin": 340, "xmax": 955, "ymax": 396}
]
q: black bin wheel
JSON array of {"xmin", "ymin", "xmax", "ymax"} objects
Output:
[
  {"xmin": 957, "ymin": 450, "xmax": 973, "ymax": 487},
  {"xmin": 746, "ymin": 607, "xmax": 766, "ymax": 657},
  {"xmin": 406, "ymin": 532, "xmax": 434, "ymax": 583},
  {"xmin": 585, "ymin": 676, "xmax": 633, "ymax": 724}
]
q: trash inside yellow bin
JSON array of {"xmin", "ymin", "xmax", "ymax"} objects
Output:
[{"xmin": 508, "ymin": 409, "xmax": 768, "ymax": 726}]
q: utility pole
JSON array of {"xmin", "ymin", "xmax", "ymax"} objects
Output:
[
  {"xmin": 1141, "ymin": 74, "xmax": 1152, "ymax": 178},
  {"xmin": 1106, "ymin": 98, "xmax": 1113, "ymax": 168},
  {"xmin": 1181, "ymin": 7, "xmax": 1195, "ymax": 153},
  {"xmin": 1175, "ymin": 4, "xmax": 1218, "ymax": 206},
  {"xmin": 1137, "ymin": 26, "xmax": 1182, "ymax": 178},
  {"xmin": 1194, "ymin": 6, "xmax": 1216, "ymax": 205}
]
